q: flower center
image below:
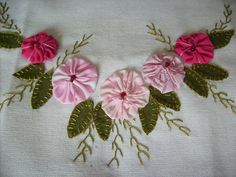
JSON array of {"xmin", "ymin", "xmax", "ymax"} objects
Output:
[
  {"xmin": 190, "ymin": 46, "xmax": 196, "ymax": 51},
  {"xmin": 120, "ymin": 91, "xmax": 127, "ymax": 99},
  {"xmin": 70, "ymin": 75, "xmax": 77, "ymax": 82},
  {"xmin": 164, "ymin": 61, "xmax": 171, "ymax": 67}
]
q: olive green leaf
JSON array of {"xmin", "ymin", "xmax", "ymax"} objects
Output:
[
  {"xmin": 192, "ymin": 64, "xmax": 228, "ymax": 81},
  {"xmin": 139, "ymin": 96, "xmax": 160, "ymax": 135},
  {"xmin": 0, "ymin": 31, "xmax": 23, "ymax": 48},
  {"xmin": 13, "ymin": 64, "xmax": 45, "ymax": 80},
  {"xmin": 93, "ymin": 102, "xmax": 112, "ymax": 140},
  {"xmin": 31, "ymin": 70, "xmax": 53, "ymax": 109},
  {"xmin": 208, "ymin": 29, "xmax": 234, "ymax": 49},
  {"xmin": 67, "ymin": 99, "xmax": 94, "ymax": 138},
  {"xmin": 184, "ymin": 67, "xmax": 208, "ymax": 97},
  {"xmin": 149, "ymin": 86, "xmax": 181, "ymax": 111}
]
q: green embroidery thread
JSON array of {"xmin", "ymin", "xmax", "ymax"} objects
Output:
[
  {"xmin": 123, "ymin": 120, "xmax": 150, "ymax": 165},
  {"xmin": 146, "ymin": 23, "xmax": 173, "ymax": 51},
  {"xmin": 0, "ymin": 80, "xmax": 34, "ymax": 111},
  {"xmin": 56, "ymin": 34, "xmax": 93, "ymax": 67},
  {"xmin": 73, "ymin": 124, "xmax": 95, "ymax": 162},
  {"xmin": 210, "ymin": 4, "xmax": 232, "ymax": 33},
  {"xmin": 159, "ymin": 107, "xmax": 191, "ymax": 136},
  {"xmin": 208, "ymin": 83, "xmax": 236, "ymax": 115},
  {"xmin": 107, "ymin": 120, "xmax": 124, "ymax": 167},
  {"xmin": 0, "ymin": 2, "xmax": 21, "ymax": 33},
  {"xmin": 209, "ymin": 29, "xmax": 234, "ymax": 49}
]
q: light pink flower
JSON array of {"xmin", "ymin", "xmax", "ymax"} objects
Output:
[
  {"xmin": 101, "ymin": 69, "xmax": 150, "ymax": 120},
  {"xmin": 52, "ymin": 57, "xmax": 98, "ymax": 104},
  {"xmin": 142, "ymin": 53, "xmax": 185, "ymax": 94},
  {"xmin": 21, "ymin": 32, "xmax": 58, "ymax": 64},
  {"xmin": 174, "ymin": 33, "xmax": 214, "ymax": 64}
]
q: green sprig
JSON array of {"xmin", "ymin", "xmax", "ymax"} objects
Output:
[
  {"xmin": 0, "ymin": 80, "xmax": 34, "ymax": 111},
  {"xmin": 56, "ymin": 34, "xmax": 93, "ymax": 67},
  {"xmin": 208, "ymin": 83, "xmax": 236, "ymax": 115},
  {"xmin": 210, "ymin": 4, "xmax": 232, "ymax": 33},
  {"xmin": 146, "ymin": 23, "xmax": 173, "ymax": 51},
  {"xmin": 107, "ymin": 121, "xmax": 124, "ymax": 167},
  {"xmin": 0, "ymin": 2, "xmax": 21, "ymax": 33},
  {"xmin": 123, "ymin": 120, "xmax": 150, "ymax": 165},
  {"xmin": 159, "ymin": 107, "xmax": 191, "ymax": 136},
  {"xmin": 73, "ymin": 125, "xmax": 94, "ymax": 162}
]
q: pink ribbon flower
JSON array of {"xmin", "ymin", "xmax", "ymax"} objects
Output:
[
  {"xmin": 21, "ymin": 32, "xmax": 58, "ymax": 64},
  {"xmin": 101, "ymin": 69, "xmax": 150, "ymax": 120},
  {"xmin": 174, "ymin": 33, "xmax": 214, "ymax": 64},
  {"xmin": 52, "ymin": 57, "xmax": 98, "ymax": 104},
  {"xmin": 142, "ymin": 53, "xmax": 185, "ymax": 94}
]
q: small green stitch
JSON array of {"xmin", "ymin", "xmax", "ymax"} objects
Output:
[
  {"xmin": 0, "ymin": 2, "xmax": 21, "ymax": 33},
  {"xmin": 123, "ymin": 120, "xmax": 150, "ymax": 165},
  {"xmin": 209, "ymin": 29, "xmax": 234, "ymax": 49},
  {"xmin": 208, "ymin": 83, "xmax": 236, "ymax": 115},
  {"xmin": 73, "ymin": 125, "xmax": 94, "ymax": 162},
  {"xmin": 146, "ymin": 23, "xmax": 173, "ymax": 51},
  {"xmin": 159, "ymin": 106, "xmax": 191, "ymax": 136},
  {"xmin": 107, "ymin": 121, "xmax": 124, "ymax": 167},
  {"xmin": 56, "ymin": 34, "xmax": 93, "ymax": 67},
  {"xmin": 210, "ymin": 4, "xmax": 232, "ymax": 33},
  {"xmin": 0, "ymin": 31, "xmax": 23, "ymax": 48},
  {"xmin": 0, "ymin": 80, "xmax": 34, "ymax": 111}
]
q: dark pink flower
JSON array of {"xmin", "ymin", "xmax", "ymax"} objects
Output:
[
  {"xmin": 174, "ymin": 33, "xmax": 214, "ymax": 64},
  {"xmin": 21, "ymin": 32, "xmax": 58, "ymax": 64}
]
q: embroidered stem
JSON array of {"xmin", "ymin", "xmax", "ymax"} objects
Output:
[
  {"xmin": 159, "ymin": 107, "xmax": 191, "ymax": 136},
  {"xmin": 107, "ymin": 120, "xmax": 124, "ymax": 167},
  {"xmin": 73, "ymin": 124, "xmax": 94, "ymax": 162},
  {"xmin": 146, "ymin": 23, "xmax": 173, "ymax": 51},
  {"xmin": 0, "ymin": 80, "xmax": 34, "ymax": 111},
  {"xmin": 210, "ymin": 4, "xmax": 232, "ymax": 32},
  {"xmin": 123, "ymin": 120, "xmax": 150, "ymax": 165},
  {"xmin": 208, "ymin": 83, "xmax": 236, "ymax": 115},
  {"xmin": 0, "ymin": 2, "xmax": 21, "ymax": 33},
  {"xmin": 56, "ymin": 34, "xmax": 93, "ymax": 67}
]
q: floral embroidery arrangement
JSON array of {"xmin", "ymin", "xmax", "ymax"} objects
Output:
[{"xmin": 0, "ymin": 2, "xmax": 235, "ymax": 167}]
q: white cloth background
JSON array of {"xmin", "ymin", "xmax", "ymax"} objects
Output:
[{"xmin": 1, "ymin": 0, "xmax": 236, "ymax": 176}]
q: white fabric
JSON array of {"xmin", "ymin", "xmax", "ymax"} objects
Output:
[{"xmin": 1, "ymin": 0, "xmax": 236, "ymax": 176}]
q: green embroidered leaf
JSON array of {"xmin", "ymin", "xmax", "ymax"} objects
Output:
[
  {"xmin": 94, "ymin": 102, "xmax": 112, "ymax": 140},
  {"xmin": 208, "ymin": 29, "xmax": 234, "ymax": 49},
  {"xmin": 184, "ymin": 67, "xmax": 208, "ymax": 97},
  {"xmin": 13, "ymin": 64, "xmax": 45, "ymax": 80},
  {"xmin": 31, "ymin": 70, "xmax": 53, "ymax": 109},
  {"xmin": 149, "ymin": 86, "xmax": 181, "ymax": 111},
  {"xmin": 0, "ymin": 31, "xmax": 23, "ymax": 48},
  {"xmin": 67, "ymin": 99, "xmax": 94, "ymax": 138},
  {"xmin": 192, "ymin": 64, "xmax": 228, "ymax": 81},
  {"xmin": 139, "ymin": 96, "xmax": 159, "ymax": 135}
]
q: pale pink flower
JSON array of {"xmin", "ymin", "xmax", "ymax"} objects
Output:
[
  {"xmin": 142, "ymin": 53, "xmax": 185, "ymax": 94},
  {"xmin": 101, "ymin": 69, "xmax": 150, "ymax": 119},
  {"xmin": 52, "ymin": 57, "xmax": 98, "ymax": 104}
]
